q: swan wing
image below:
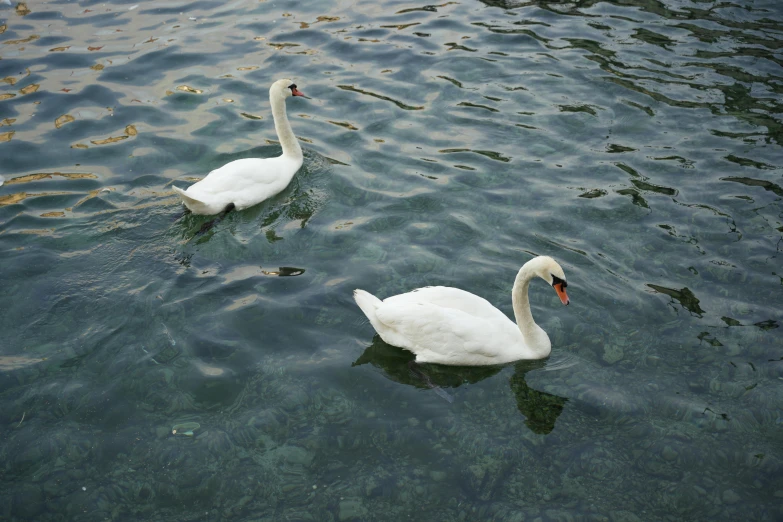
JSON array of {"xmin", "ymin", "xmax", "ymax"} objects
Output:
[
  {"xmin": 186, "ymin": 156, "xmax": 302, "ymax": 210},
  {"xmin": 384, "ymin": 286, "xmax": 511, "ymax": 323},
  {"xmin": 375, "ymin": 299, "xmax": 517, "ymax": 365}
]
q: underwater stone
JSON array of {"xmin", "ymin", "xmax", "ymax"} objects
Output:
[
  {"xmin": 67, "ymin": 469, "xmax": 86, "ymax": 480},
  {"xmin": 43, "ymin": 475, "xmax": 65, "ymax": 497},
  {"xmin": 661, "ymin": 446, "xmax": 678, "ymax": 462},
  {"xmin": 502, "ymin": 513, "xmax": 525, "ymax": 522},
  {"xmin": 364, "ymin": 477, "xmax": 382, "ymax": 497},
  {"xmin": 463, "ymin": 457, "xmax": 512, "ymax": 501},
  {"xmin": 172, "ymin": 421, "xmax": 200, "ymax": 436},
  {"xmin": 136, "ymin": 483, "xmax": 155, "ymax": 502},
  {"xmin": 14, "ymin": 484, "xmax": 43, "ymax": 518},
  {"xmin": 429, "ymin": 470, "xmax": 447, "ymax": 482},
  {"xmin": 95, "ymin": 494, "xmax": 112, "ymax": 512},
  {"xmin": 610, "ymin": 510, "xmax": 642, "ymax": 522},
  {"xmin": 197, "ymin": 429, "xmax": 234, "ymax": 454},
  {"xmin": 544, "ymin": 509, "xmax": 577, "ymax": 521},
  {"xmin": 338, "ymin": 498, "xmax": 367, "ymax": 521},
  {"xmin": 602, "ymin": 344, "xmax": 624, "ymax": 364},
  {"xmin": 687, "ymin": 381, "xmax": 707, "ymax": 393},
  {"xmin": 722, "ymin": 489, "xmax": 740, "ymax": 504},
  {"xmin": 279, "ymin": 445, "xmax": 314, "ymax": 467}
]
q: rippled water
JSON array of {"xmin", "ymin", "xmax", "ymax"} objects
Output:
[{"xmin": 1, "ymin": 0, "xmax": 782, "ymax": 520}]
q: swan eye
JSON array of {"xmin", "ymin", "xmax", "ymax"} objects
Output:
[
  {"xmin": 551, "ymin": 274, "xmax": 567, "ymax": 288},
  {"xmin": 289, "ymin": 84, "xmax": 297, "ymax": 92}
]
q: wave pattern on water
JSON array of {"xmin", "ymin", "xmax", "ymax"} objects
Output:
[{"xmin": 1, "ymin": 0, "xmax": 782, "ymax": 520}]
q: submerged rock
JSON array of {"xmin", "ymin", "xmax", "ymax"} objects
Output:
[
  {"xmin": 13, "ymin": 484, "xmax": 43, "ymax": 518},
  {"xmin": 461, "ymin": 456, "xmax": 514, "ymax": 501},
  {"xmin": 602, "ymin": 343, "xmax": 624, "ymax": 365},
  {"xmin": 338, "ymin": 498, "xmax": 367, "ymax": 521},
  {"xmin": 722, "ymin": 489, "xmax": 740, "ymax": 504},
  {"xmin": 610, "ymin": 510, "xmax": 643, "ymax": 522},
  {"xmin": 172, "ymin": 422, "xmax": 200, "ymax": 436}
]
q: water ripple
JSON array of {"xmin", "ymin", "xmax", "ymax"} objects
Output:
[{"xmin": 1, "ymin": 0, "xmax": 782, "ymax": 520}]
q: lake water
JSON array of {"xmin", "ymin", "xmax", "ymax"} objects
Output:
[{"xmin": 1, "ymin": 0, "xmax": 782, "ymax": 520}]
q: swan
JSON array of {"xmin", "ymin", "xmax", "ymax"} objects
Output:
[
  {"xmin": 173, "ymin": 78, "xmax": 305, "ymax": 215},
  {"xmin": 353, "ymin": 256, "xmax": 570, "ymax": 366}
]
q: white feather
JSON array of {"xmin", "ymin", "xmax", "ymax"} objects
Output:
[
  {"xmin": 353, "ymin": 256, "xmax": 570, "ymax": 366},
  {"xmin": 173, "ymin": 78, "xmax": 304, "ymax": 215}
]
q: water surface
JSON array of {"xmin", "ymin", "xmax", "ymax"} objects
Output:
[{"xmin": 1, "ymin": 0, "xmax": 782, "ymax": 520}]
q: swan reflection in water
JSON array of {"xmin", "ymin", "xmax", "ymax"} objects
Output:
[{"xmin": 353, "ymin": 336, "xmax": 568, "ymax": 435}]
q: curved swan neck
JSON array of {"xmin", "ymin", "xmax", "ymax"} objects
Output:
[
  {"xmin": 270, "ymin": 93, "xmax": 302, "ymax": 159},
  {"xmin": 511, "ymin": 266, "xmax": 536, "ymax": 336},
  {"xmin": 511, "ymin": 264, "xmax": 551, "ymax": 358}
]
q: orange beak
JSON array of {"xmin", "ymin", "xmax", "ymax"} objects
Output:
[
  {"xmin": 554, "ymin": 283, "xmax": 570, "ymax": 306},
  {"xmin": 291, "ymin": 87, "xmax": 304, "ymax": 97}
]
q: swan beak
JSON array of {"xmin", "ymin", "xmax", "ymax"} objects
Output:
[
  {"xmin": 554, "ymin": 283, "xmax": 570, "ymax": 306},
  {"xmin": 291, "ymin": 88, "xmax": 305, "ymax": 97}
]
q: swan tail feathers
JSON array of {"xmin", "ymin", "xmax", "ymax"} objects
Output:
[
  {"xmin": 173, "ymin": 186, "xmax": 211, "ymax": 214},
  {"xmin": 353, "ymin": 289, "xmax": 386, "ymax": 333}
]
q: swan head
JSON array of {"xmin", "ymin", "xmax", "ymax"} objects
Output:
[
  {"xmin": 527, "ymin": 256, "xmax": 570, "ymax": 306},
  {"xmin": 270, "ymin": 78, "xmax": 304, "ymax": 100}
]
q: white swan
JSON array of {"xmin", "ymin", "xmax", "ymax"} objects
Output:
[
  {"xmin": 353, "ymin": 256, "xmax": 570, "ymax": 366},
  {"xmin": 173, "ymin": 78, "xmax": 305, "ymax": 215}
]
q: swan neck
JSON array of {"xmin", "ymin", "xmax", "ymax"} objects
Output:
[
  {"xmin": 511, "ymin": 265, "xmax": 551, "ymax": 358},
  {"xmin": 271, "ymin": 94, "xmax": 302, "ymax": 159}
]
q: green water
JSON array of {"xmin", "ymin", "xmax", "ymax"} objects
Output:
[{"xmin": 1, "ymin": 0, "xmax": 782, "ymax": 520}]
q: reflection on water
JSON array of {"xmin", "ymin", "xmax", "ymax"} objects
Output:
[
  {"xmin": 1, "ymin": 0, "xmax": 782, "ymax": 520},
  {"xmin": 354, "ymin": 335, "xmax": 568, "ymax": 434},
  {"xmin": 647, "ymin": 283, "xmax": 706, "ymax": 317}
]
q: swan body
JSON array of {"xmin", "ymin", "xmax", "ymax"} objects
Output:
[
  {"xmin": 353, "ymin": 256, "xmax": 570, "ymax": 366},
  {"xmin": 173, "ymin": 78, "xmax": 305, "ymax": 215}
]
